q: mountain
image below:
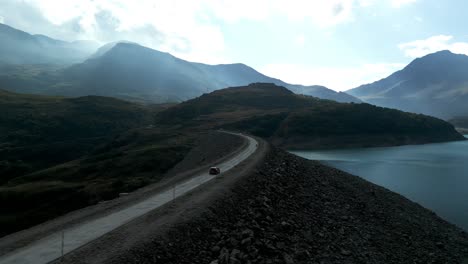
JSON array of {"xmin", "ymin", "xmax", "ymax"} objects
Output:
[
  {"xmin": 347, "ymin": 50, "xmax": 468, "ymax": 119},
  {"xmin": 0, "ymin": 40, "xmax": 360, "ymax": 103},
  {"xmin": 155, "ymin": 83, "xmax": 464, "ymax": 149},
  {"xmin": 59, "ymin": 42, "xmax": 360, "ymax": 103},
  {"xmin": 0, "ymin": 23, "xmax": 99, "ymax": 64},
  {"xmin": 60, "ymin": 42, "xmax": 214, "ymax": 102},
  {"xmin": 193, "ymin": 62, "xmax": 360, "ymax": 103}
]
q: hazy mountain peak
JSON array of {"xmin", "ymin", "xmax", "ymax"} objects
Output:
[
  {"xmin": 0, "ymin": 23, "xmax": 99, "ymax": 64},
  {"xmin": 0, "ymin": 23, "xmax": 359, "ymax": 104},
  {"xmin": 348, "ymin": 50, "xmax": 468, "ymax": 118},
  {"xmin": 90, "ymin": 41, "xmax": 140, "ymax": 58},
  {"xmin": 91, "ymin": 41, "xmax": 175, "ymax": 62}
]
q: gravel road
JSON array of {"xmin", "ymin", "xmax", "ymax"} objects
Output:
[
  {"xmin": 109, "ymin": 147, "xmax": 468, "ymax": 264},
  {"xmin": 0, "ymin": 132, "xmax": 258, "ymax": 264}
]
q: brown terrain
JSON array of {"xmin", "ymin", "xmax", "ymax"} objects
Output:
[
  {"xmin": 61, "ymin": 138, "xmax": 468, "ymax": 264},
  {"xmin": 0, "ymin": 131, "xmax": 246, "ymax": 257}
]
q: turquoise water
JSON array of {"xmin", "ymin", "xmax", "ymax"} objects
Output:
[{"xmin": 291, "ymin": 136, "xmax": 468, "ymax": 231}]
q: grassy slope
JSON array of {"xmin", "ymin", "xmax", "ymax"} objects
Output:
[
  {"xmin": 0, "ymin": 90, "xmax": 190, "ymax": 237},
  {"xmin": 1, "ymin": 83, "xmax": 464, "ymax": 236},
  {"xmin": 0, "ymin": 90, "xmax": 151, "ymax": 178},
  {"xmin": 156, "ymin": 83, "xmax": 464, "ymax": 149}
]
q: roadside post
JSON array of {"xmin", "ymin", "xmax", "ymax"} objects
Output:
[{"xmin": 61, "ymin": 230, "xmax": 64, "ymax": 261}]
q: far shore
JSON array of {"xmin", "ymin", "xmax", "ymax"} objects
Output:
[{"xmin": 455, "ymin": 127, "xmax": 468, "ymax": 135}]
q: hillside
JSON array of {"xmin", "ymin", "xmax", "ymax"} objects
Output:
[
  {"xmin": 0, "ymin": 29, "xmax": 359, "ymax": 103},
  {"xmin": 193, "ymin": 62, "xmax": 360, "ymax": 103},
  {"xmin": 0, "ymin": 85, "xmax": 464, "ymax": 239},
  {"xmin": 0, "ymin": 90, "xmax": 153, "ymax": 177},
  {"xmin": 60, "ymin": 43, "xmax": 212, "ymax": 102},
  {"xmin": 58, "ymin": 43, "xmax": 360, "ymax": 103},
  {"xmin": 347, "ymin": 50, "xmax": 468, "ymax": 119},
  {"xmin": 0, "ymin": 90, "xmax": 198, "ymax": 236},
  {"xmin": 0, "ymin": 23, "xmax": 99, "ymax": 64},
  {"xmin": 156, "ymin": 83, "xmax": 464, "ymax": 149}
]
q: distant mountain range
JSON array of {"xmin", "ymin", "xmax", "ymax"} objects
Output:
[
  {"xmin": 61, "ymin": 42, "xmax": 361, "ymax": 102},
  {"xmin": 0, "ymin": 23, "xmax": 99, "ymax": 64},
  {"xmin": 348, "ymin": 50, "xmax": 468, "ymax": 119},
  {"xmin": 0, "ymin": 23, "xmax": 359, "ymax": 103}
]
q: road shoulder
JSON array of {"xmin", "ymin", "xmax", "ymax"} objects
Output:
[{"xmin": 57, "ymin": 135, "xmax": 268, "ymax": 264}]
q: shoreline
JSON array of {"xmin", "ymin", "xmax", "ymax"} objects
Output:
[
  {"xmin": 102, "ymin": 146, "xmax": 468, "ymax": 263},
  {"xmin": 283, "ymin": 134, "xmax": 467, "ymax": 151},
  {"xmin": 455, "ymin": 127, "xmax": 468, "ymax": 134},
  {"xmin": 290, "ymin": 139, "xmax": 468, "ymax": 232}
]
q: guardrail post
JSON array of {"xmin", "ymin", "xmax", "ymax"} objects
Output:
[
  {"xmin": 173, "ymin": 184, "xmax": 176, "ymax": 204},
  {"xmin": 61, "ymin": 230, "xmax": 64, "ymax": 261}
]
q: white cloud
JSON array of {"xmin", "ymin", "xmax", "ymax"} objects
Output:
[
  {"xmin": 391, "ymin": 0, "xmax": 419, "ymax": 8},
  {"xmin": 399, "ymin": 35, "xmax": 468, "ymax": 58},
  {"xmin": 355, "ymin": 0, "xmax": 419, "ymax": 8},
  {"xmin": 203, "ymin": 0, "xmax": 357, "ymax": 27},
  {"xmin": 2, "ymin": 0, "xmax": 377, "ymax": 64},
  {"xmin": 272, "ymin": 0, "xmax": 356, "ymax": 27},
  {"xmin": 0, "ymin": 0, "xmax": 428, "ymax": 65},
  {"xmin": 260, "ymin": 62, "xmax": 405, "ymax": 91},
  {"xmin": 358, "ymin": 0, "xmax": 376, "ymax": 7},
  {"xmin": 0, "ymin": 15, "xmax": 4, "ymax": 23},
  {"xmin": 12, "ymin": 0, "xmax": 228, "ymax": 64},
  {"xmin": 294, "ymin": 34, "xmax": 306, "ymax": 47}
]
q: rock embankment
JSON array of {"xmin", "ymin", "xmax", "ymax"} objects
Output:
[{"xmin": 110, "ymin": 148, "xmax": 468, "ymax": 264}]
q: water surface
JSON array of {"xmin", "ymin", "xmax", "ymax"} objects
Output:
[{"xmin": 292, "ymin": 136, "xmax": 468, "ymax": 231}]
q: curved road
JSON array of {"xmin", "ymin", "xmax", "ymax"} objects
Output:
[{"xmin": 0, "ymin": 132, "xmax": 258, "ymax": 264}]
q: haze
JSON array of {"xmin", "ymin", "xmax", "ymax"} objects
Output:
[{"xmin": 1, "ymin": 0, "xmax": 467, "ymax": 91}]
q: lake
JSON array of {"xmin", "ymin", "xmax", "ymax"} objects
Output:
[{"xmin": 291, "ymin": 136, "xmax": 468, "ymax": 231}]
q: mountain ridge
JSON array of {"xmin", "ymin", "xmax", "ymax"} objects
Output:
[
  {"xmin": 155, "ymin": 82, "xmax": 464, "ymax": 149},
  {"xmin": 0, "ymin": 23, "xmax": 358, "ymax": 103},
  {"xmin": 347, "ymin": 50, "xmax": 468, "ymax": 119},
  {"xmin": 66, "ymin": 42, "xmax": 361, "ymax": 103},
  {"xmin": 0, "ymin": 23, "xmax": 99, "ymax": 64}
]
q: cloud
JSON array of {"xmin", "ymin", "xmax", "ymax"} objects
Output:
[
  {"xmin": 272, "ymin": 0, "xmax": 356, "ymax": 27},
  {"xmin": 0, "ymin": 15, "xmax": 4, "ymax": 23},
  {"xmin": 414, "ymin": 16, "xmax": 423, "ymax": 22},
  {"xmin": 4, "ymin": 0, "xmax": 412, "ymax": 67},
  {"xmin": 294, "ymin": 34, "xmax": 306, "ymax": 47},
  {"xmin": 202, "ymin": 0, "xmax": 357, "ymax": 27},
  {"xmin": 0, "ymin": 0, "xmax": 376, "ymax": 64},
  {"xmin": 391, "ymin": 0, "xmax": 419, "ymax": 8},
  {"xmin": 260, "ymin": 62, "xmax": 405, "ymax": 91},
  {"xmin": 0, "ymin": 0, "xmax": 228, "ymax": 64},
  {"xmin": 399, "ymin": 35, "xmax": 468, "ymax": 58}
]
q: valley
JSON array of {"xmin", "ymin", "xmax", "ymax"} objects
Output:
[{"xmin": 1, "ymin": 16, "xmax": 468, "ymax": 264}]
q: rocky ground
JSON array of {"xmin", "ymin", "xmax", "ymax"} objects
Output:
[{"xmin": 106, "ymin": 147, "xmax": 468, "ymax": 264}]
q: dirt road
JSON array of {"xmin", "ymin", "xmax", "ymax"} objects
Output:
[{"xmin": 0, "ymin": 132, "xmax": 259, "ymax": 264}]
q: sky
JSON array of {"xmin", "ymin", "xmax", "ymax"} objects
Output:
[{"xmin": 1, "ymin": 0, "xmax": 467, "ymax": 91}]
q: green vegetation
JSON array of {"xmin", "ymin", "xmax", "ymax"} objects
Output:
[
  {"xmin": 156, "ymin": 83, "xmax": 464, "ymax": 149},
  {"xmin": 0, "ymin": 83, "xmax": 464, "ymax": 236},
  {"xmin": 0, "ymin": 90, "xmax": 150, "ymax": 174},
  {"xmin": 0, "ymin": 90, "xmax": 191, "ymax": 237}
]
